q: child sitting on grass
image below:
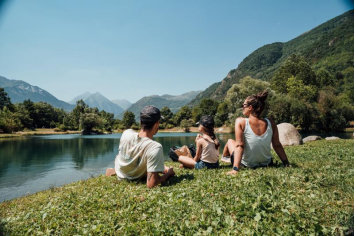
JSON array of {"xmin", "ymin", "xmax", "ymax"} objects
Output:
[{"xmin": 178, "ymin": 115, "xmax": 220, "ymax": 169}]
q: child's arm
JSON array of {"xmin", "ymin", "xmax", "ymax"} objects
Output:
[{"xmin": 193, "ymin": 139, "xmax": 203, "ymax": 162}]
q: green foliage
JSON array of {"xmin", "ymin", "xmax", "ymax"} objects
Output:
[
  {"xmin": 0, "ymin": 107, "xmax": 22, "ymax": 133},
  {"xmin": 286, "ymin": 76, "xmax": 317, "ymax": 101},
  {"xmin": 192, "ymin": 98, "xmax": 219, "ymax": 122},
  {"xmin": 191, "ymin": 10, "xmax": 354, "ymax": 104},
  {"xmin": 122, "ymin": 111, "xmax": 136, "ymax": 129},
  {"xmin": 130, "ymin": 124, "xmax": 140, "ymax": 130},
  {"xmin": 271, "ymin": 55, "xmax": 317, "ymax": 94},
  {"xmin": 0, "ymin": 87, "xmax": 12, "ymax": 110},
  {"xmin": 0, "ymin": 140, "xmax": 353, "ymax": 235},
  {"xmin": 316, "ymin": 89, "xmax": 353, "ymax": 132},
  {"xmin": 79, "ymin": 113, "xmax": 103, "ymax": 132},
  {"xmin": 160, "ymin": 106, "xmax": 174, "ymax": 128},
  {"xmin": 225, "ymin": 76, "xmax": 271, "ymax": 113},
  {"xmin": 180, "ymin": 119, "xmax": 194, "ymax": 132},
  {"xmin": 173, "ymin": 106, "xmax": 192, "ymax": 126},
  {"xmin": 214, "ymin": 102, "xmax": 229, "ymax": 127}
]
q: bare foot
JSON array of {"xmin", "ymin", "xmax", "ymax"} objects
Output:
[
  {"xmin": 106, "ymin": 168, "xmax": 116, "ymax": 176},
  {"xmin": 179, "ymin": 164, "xmax": 184, "ymax": 169}
]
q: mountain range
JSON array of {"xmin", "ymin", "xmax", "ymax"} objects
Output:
[
  {"xmin": 111, "ymin": 99, "xmax": 132, "ymax": 110},
  {"xmin": 0, "ymin": 76, "xmax": 74, "ymax": 111},
  {"xmin": 68, "ymin": 92, "xmax": 125, "ymax": 116},
  {"xmin": 117, "ymin": 91, "xmax": 202, "ymax": 120},
  {"xmin": 0, "ymin": 75, "xmax": 200, "ymax": 117},
  {"xmin": 189, "ymin": 10, "xmax": 354, "ymax": 105}
]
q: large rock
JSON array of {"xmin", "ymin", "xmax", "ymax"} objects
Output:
[
  {"xmin": 303, "ymin": 135, "xmax": 322, "ymax": 143},
  {"xmin": 277, "ymin": 123, "xmax": 303, "ymax": 146},
  {"xmin": 325, "ymin": 136, "xmax": 340, "ymax": 140}
]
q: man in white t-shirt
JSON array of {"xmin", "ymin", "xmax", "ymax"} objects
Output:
[{"xmin": 106, "ymin": 106, "xmax": 175, "ymax": 188}]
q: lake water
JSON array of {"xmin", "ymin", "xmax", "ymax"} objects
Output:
[{"xmin": 0, "ymin": 131, "xmax": 353, "ymax": 202}]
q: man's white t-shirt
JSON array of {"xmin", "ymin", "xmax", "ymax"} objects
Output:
[{"xmin": 115, "ymin": 129, "xmax": 165, "ymax": 180}]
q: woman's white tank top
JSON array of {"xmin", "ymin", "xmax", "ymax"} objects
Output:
[{"xmin": 241, "ymin": 118, "xmax": 272, "ymax": 167}]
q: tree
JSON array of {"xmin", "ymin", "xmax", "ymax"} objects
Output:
[
  {"xmin": 71, "ymin": 100, "xmax": 89, "ymax": 129},
  {"xmin": 173, "ymin": 106, "xmax": 192, "ymax": 126},
  {"xmin": 160, "ymin": 106, "xmax": 174, "ymax": 128},
  {"xmin": 79, "ymin": 113, "xmax": 103, "ymax": 133},
  {"xmin": 316, "ymin": 89, "xmax": 353, "ymax": 132},
  {"xmin": 0, "ymin": 107, "xmax": 22, "ymax": 133},
  {"xmin": 215, "ymin": 102, "xmax": 229, "ymax": 127},
  {"xmin": 225, "ymin": 76, "xmax": 271, "ymax": 113},
  {"xmin": 0, "ymin": 87, "xmax": 13, "ymax": 110},
  {"xmin": 192, "ymin": 98, "xmax": 219, "ymax": 122},
  {"xmin": 271, "ymin": 54, "xmax": 317, "ymax": 93},
  {"xmin": 180, "ymin": 119, "xmax": 194, "ymax": 132},
  {"xmin": 122, "ymin": 111, "xmax": 136, "ymax": 129}
]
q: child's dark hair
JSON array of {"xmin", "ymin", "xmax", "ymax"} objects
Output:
[{"xmin": 245, "ymin": 90, "xmax": 269, "ymax": 117}]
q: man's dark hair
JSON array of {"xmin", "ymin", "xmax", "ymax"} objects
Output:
[
  {"xmin": 140, "ymin": 121, "xmax": 157, "ymax": 131},
  {"xmin": 140, "ymin": 105, "xmax": 161, "ymax": 131}
]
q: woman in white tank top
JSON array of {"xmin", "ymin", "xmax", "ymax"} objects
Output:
[{"xmin": 223, "ymin": 91, "xmax": 290, "ymax": 175}]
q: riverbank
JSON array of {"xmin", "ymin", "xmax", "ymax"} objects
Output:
[
  {"xmin": 0, "ymin": 129, "xmax": 81, "ymax": 138},
  {"xmin": 0, "ymin": 126, "xmax": 233, "ymax": 139},
  {"xmin": 0, "ymin": 139, "xmax": 353, "ymax": 234},
  {"xmin": 0, "ymin": 126, "xmax": 353, "ymax": 139}
]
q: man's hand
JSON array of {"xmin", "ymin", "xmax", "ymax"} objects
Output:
[
  {"xmin": 226, "ymin": 170, "xmax": 238, "ymax": 176},
  {"xmin": 166, "ymin": 167, "xmax": 175, "ymax": 177},
  {"xmin": 162, "ymin": 166, "xmax": 175, "ymax": 176},
  {"xmin": 147, "ymin": 167, "xmax": 175, "ymax": 189}
]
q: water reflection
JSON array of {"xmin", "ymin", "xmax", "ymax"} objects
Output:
[{"xmin": 0, "ymin": 131, "xmax": 352, "ymax": 202}]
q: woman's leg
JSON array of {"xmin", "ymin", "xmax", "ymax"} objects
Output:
[
  {"xmin": 178, "ymin": 156, "xmax": 196, "ymax": 169},
  {"xmin": 222, "ymin": 139, "xmax": 236, "ymax": 156}
]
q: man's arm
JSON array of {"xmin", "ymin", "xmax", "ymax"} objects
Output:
[
  {"xmin": 270, "ymin": 118, "xmax": 290, "ymax": 167},
  {"xmin": 227, "ymin": 118, "xmax": 245, "ymax": 175},
  {"xmin": 147, "ymin": 168, "xmax": 175, "ymax": 189}
]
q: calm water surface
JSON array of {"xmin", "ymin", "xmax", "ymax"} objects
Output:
[{"xmin": 0, "ymin": 131, "xmax": 352, "ymax": 202}]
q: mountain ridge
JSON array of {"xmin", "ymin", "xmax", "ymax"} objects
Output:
[
  {"xmin": 117, "ymin": 90, "xmax": 202, "ymax": 120},
  {"xmin": 0, "ymin": 76, "xmax": 74, "ymax": 111},
  {"xmin": 189, "ymin": 10, "xmax": 354, "ymax": 105}
]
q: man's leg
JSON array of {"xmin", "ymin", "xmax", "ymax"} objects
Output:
[
  {"xmin": 178, "ymin": 156, "xmax": 196, "ymax": 169},
  {"xmin": 106, "ymin": 168, "xmax": 116, "ymax": 176}
]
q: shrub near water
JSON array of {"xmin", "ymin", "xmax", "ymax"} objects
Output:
[{"xmin": 0, "ymin": 140, "xmax": 353, "ymax": 235}]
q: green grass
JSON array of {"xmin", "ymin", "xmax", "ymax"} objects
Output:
[{"xmin": 0, "ymin": 140, "xmax": 353, "ymax": 235}]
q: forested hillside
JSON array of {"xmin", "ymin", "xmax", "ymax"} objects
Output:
[{"xmin": 189, "ymin": 10, "xmax": 354, "ymax": 105}]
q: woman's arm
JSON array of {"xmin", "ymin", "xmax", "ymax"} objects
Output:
[
  {"xmin": 227, "ymin": 118, "xmax": 245, "ymax": 175},
  {"xmin": 269, "ymin": 118, "xmax": 290, "ymax": 167}
]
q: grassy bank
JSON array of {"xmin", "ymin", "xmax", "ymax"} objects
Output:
[{"xmin": 0, "ymin": 140, "xmax": 354, "ymax": 235}]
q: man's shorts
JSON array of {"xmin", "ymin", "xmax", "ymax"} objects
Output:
[{"xmin": 195, "ymin": 160, "xmax": 219, "ymax": 169}]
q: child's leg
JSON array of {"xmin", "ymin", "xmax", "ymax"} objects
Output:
[{"xmin": 178, "ymin": 156, "xmax": 196, "ymax": 169}]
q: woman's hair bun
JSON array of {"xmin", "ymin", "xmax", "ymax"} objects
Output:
[{"xmin": 257, "ymin": 90, "xmax": 268, "ymax": 102}]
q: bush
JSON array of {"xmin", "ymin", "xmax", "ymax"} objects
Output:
[
  {"xmin": 130, "ymin": 124, "xmax": 140, "ymax": 130},
  {"xmin": 166, "ymin": 124, "xmax": 175, "ymax": 129}
]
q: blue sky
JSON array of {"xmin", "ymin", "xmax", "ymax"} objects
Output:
[{"xmin": 0, "ymin": 0, "xmax": 353, "ymax": 103}]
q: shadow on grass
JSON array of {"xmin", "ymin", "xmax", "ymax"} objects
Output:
[
  {"xmin": 218, "ymin": 159, "xmax": 299, "ymax": 169},
  {"xmin": 162, "ymin": 173, "xmax": 195, "ymax": 187},
  {"xmin": 129, "ymin": 173, "xmax": 195, "ymax": 187},
  {"xmin": 0, "ymin": 219, "xmax": 7, "ymax": 236}
]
